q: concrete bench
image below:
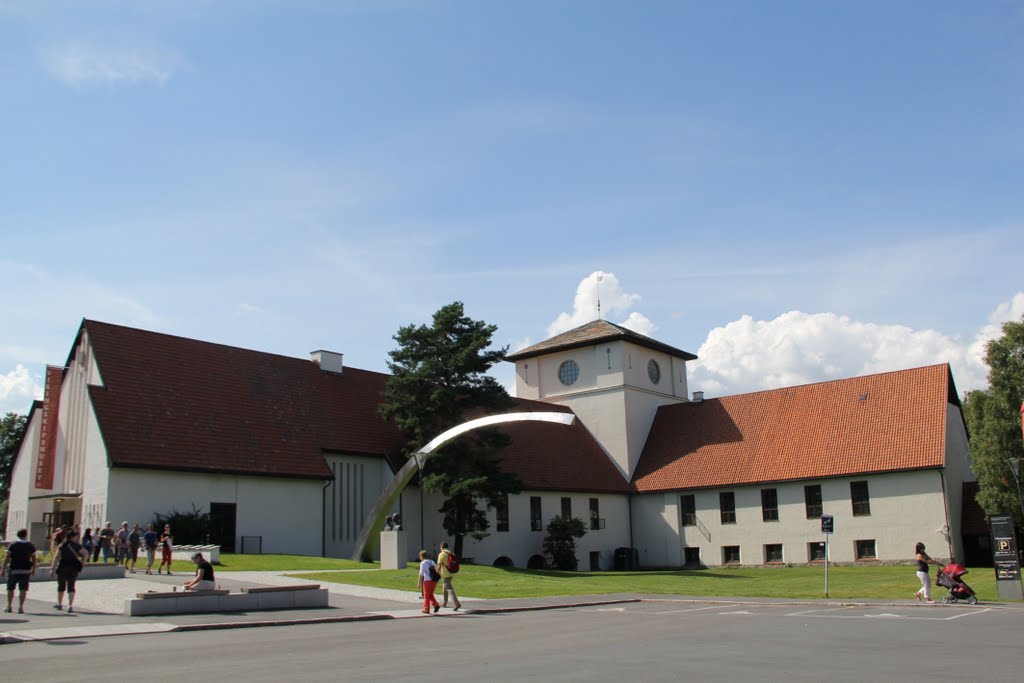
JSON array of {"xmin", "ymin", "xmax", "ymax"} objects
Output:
[
  {"xmin": 169, "ymin": 545, "xmax": 221, "ymax": 564},
  {"xmin": 124, "ymin": 584, "xmax": 328, "ymax": 616}
]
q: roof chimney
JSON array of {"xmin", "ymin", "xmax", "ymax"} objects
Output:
[
  {"xmin": 310, "ymin": 350, "xmax": 344, "ymax": 374},
  {"xmin": 692, "ymin": 390, "xmax": 704, "ymax": 404}
]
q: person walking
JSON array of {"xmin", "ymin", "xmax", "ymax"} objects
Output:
[
  {"xmin": 2, "ymin": 528, "xmax": 37, "ymax": 614},
  {"xmin": 142, "ymin": 523, "xmax": 159, "ymax": 574},
  {"xmin": 98, "ymin": 521, "xmax": 114, "ymax": 563},
  {"xmin": 50, "ymin": 529, "xmax": 87, "ymax": 613},
  {"xmin": 914, "ymin": 542, "xmax": 942, "ymax": 603},
  {"xmin": 437, "ymin": 541, "xmax": 462, "ymax": 611},
  {"xmin": 115, "ymin": 522, "xmax": 130, "ymax": 566},
  {"xmin": 418, "ymin": 550, "xmax": 441, "ymax": 614},
  {"xmin": 127, "ymin": 524, "xmax": 142, "ymax": 573},
  {"xmin": 158, "ymin": 524, "xmax": 174, "ymax": 575},
  {"xmin": 81, "ymin": 528, "xmax": 93, "ymax": 563}
]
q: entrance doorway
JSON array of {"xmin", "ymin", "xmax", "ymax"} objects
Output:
[
  {"xmin": 209, "ymin": 503, "xmax": 237, "ymax": 552},
  {"xmin": 683, "ymin": 547, "xmax": 702, "ymax": 568}
]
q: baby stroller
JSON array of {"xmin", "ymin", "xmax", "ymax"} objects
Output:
[{"xmin": 936, "ymin": 563, "xmax": 977, "ymax": 604}]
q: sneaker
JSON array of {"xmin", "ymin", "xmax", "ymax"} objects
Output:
[
  {"xmin": 3, "ymin": 606, "xmax": 10, "ymax": 613},
  {"xmin": 53, "ymin": 604, "xmax": 63, "ymax": 611},
  {"xmin": 17, "ymin": 608, "xmax": 24, "ymax": 614},
  {"xmin": 433, "ymin": 605, "xmax": 440, "ymax": 613},
  {"xmin": 67, "ymin": 606, "xmax": 74, "ymax": 613},
  {"xmin": 167, "ymin": 571, "xmax": 172, "ymax": 575},
  {"xmin": 421, "ymin": 610, "xmax": 430, "ymax": 614},
  {"xmin": 454, "ymin": 604, "xmax": 461, "ymax": 611}
]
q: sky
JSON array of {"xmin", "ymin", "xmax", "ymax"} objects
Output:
[{"xmin": 1, "ymin": 1, "xmax": 1022, "ymax": 416}]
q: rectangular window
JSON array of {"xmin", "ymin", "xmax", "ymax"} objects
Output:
[
  {"xmin": 764, "ymin": 543, "xmax": 784, "ymax": 563},
  {"xmin": 530, "ymin": 496, "xmax": 542, "ymax": 531},
  {"xmin": 722, "ymin": 546, "xmax": 740, "ymax": 565},
  {"xmin": 855, "ymin": 539, "xmax": 877, "ymax": 560},
  {"xmin": 808, "ymin": 542, "xmax": 826, "ymax": 562},
  {"xmin": 495, "ymin": 495, "xmax": 509, "ymax": 532},
  {"xmin": 804, "ymin": 485, "xmax": 823, "ymax": 519},
  {"xmin": 850, "ymin": 481, "xmax": 871, "ymax": 516},
  {"xmin": 561, "ymin": 496, "xmax": 572, "ymax": 519},
  {"xmin": 589, "ymin": 498, "xmax": 601, "ymax": 530},
  {"xmin": 680, "ymin": 494, "xmax": 696, "ymax": 527},
  {"xmin": 761, "ymin": 488, "xmax": 779, "ymax": 522},
  {"xmin": 720, "ymin": 492, "xmax": 736, "ymax": 524}
]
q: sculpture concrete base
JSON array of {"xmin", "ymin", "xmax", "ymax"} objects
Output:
[{"xmin": 379, "ymin": 530, "xmax": 407, "ymax": 570}]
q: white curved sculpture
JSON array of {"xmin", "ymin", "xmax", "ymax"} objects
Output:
[{"xmin": 351, "ymin": 411, "xmax": 575, "ymax": 562}]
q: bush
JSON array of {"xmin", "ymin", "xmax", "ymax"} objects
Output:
[
  {"xmin": 543, "ymin": 515, "xmax": 587, "ymax": 570},
  {"xmin": 152, "ymin": 503, "xmax": 210, "ymax": 544}
]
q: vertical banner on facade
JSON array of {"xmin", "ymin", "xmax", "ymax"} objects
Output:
[{"xmin": 35, "ymin": 365, "xmax": 63, "ymax": 489}]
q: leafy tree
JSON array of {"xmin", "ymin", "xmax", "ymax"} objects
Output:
[
  {"xmin": 379, "ymin": 302, "xmax": 519, "ymax": 558},
  {"xmin": 543, "ymin": 515, "xmax": 587, "ymax": 570},
  {"xmin": 964, "ymin": 317, "xmax": 1024, "ymax": 528},
  {"xmin": 1, "ymin": 412, "xmax": 28, "ymax": 529}
]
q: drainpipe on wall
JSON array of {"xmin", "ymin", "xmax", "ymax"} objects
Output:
[
  {"xmin": 321, "ymin": 479, "xmax": 331, "ymax": 558},
  {"xmin": 939, "ymin": 470, "xmax": 954, "ymax": 561}
]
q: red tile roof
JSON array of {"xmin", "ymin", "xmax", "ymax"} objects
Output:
[
  {"xmin": 506, "ymin": 320, "xmax": 697, "ymax": 361},
  {"xmin": 82, "ymin": 320, "xmax": 403, "ymax": 480},
  {"xmin": 79, "ymin": 320, "xmax": 627, "ymax": 491},
  {"xmin": 632, "ymin": 364, "xmax": 957, "ymax": 492}
]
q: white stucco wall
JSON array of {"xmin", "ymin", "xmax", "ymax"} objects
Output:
[
  {"xmin": 633, "ymin": 470, "xmax": 951, "ymax": 567},
  {"xmin": 418, "ymin": 491, "xmax": 631, "ymax": 570},
  {"xmin": 942, "ymin": 403, "xmax": 973, "ymax": 563},
  {"xmin": 322, "ymin": 453, "xmax": 392, "ymax": 559},
  {"xmin": 4, "ymin": 412, "xmax": 40, "ymax": 539},
  {"xmin": 106, "ymin": 469, "xmax": 324, "ymax": 556}
]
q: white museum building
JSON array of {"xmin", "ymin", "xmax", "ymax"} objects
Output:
[{"xmin": 5, "ymin": 318, "xmax": 973, "ymax": 569}]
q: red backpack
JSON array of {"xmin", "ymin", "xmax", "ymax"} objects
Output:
[{"xmin": 446, "ymin": 552, "xmax": 460, "ymax": 574}]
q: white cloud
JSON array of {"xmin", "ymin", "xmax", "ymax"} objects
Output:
[
  {"xmin": 0, "ymin": 365, "xmax": 43, "ymax": 415},
  {"xmin": 40, "ymin": 38, "xmax": 182, "ymax": 88},
  {"xmin": 689, "ymin": 292, "xmax": 1024, "ymax": 398},
  {"xmin": 547, "ymin": 271, "xmax": 656, "ymax": 337}
]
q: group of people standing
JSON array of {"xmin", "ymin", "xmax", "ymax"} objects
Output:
[
  {"xmin": 73, "ymin": 522, "xmax": 175, "ymax": 575},
  {"xmin": 417, "ymin": 541, "xmax": 462, "ymax": 614},
  {"xmin": 2, "ymin": 522, "xmax": 177, "ymax": 614}
]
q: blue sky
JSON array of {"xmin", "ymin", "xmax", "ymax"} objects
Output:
[{"xmin": 2, "ymin": 1, "xmax": 1022, "ymax": 415}]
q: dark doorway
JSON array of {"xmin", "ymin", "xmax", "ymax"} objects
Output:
[
  {"xmin": 684, "ymin": 547, "xmax": 702, "ymax": 568},
  {"xmin": 209, "ymin": 502, "xmax": 237, "ymax": 552}
]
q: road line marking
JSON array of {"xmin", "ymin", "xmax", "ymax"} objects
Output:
[
  {"xmin": 943, "ymin": 608, "xmax": 991, "ymax": 620},
  {"xmin": 656, "ymin": 605, "xmax": 737, "ymax": 615}
]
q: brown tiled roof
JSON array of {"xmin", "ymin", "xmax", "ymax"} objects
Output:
[
  {"xmin": 506, "ymin": 320, "xmax": 697, "ymax": 362},
  {"xmin": 81, "ymin": 320, "xmax": 404, "ymax": 480},
  {"xmin": 633, "ymin": 364, "xmax": 957, "ymax": 492},
  {"xmin": 78, "ymin": 320, "xmax": 627, "ymax": 491},
  {"xmin": 496, "ymin": 399, "xmax": 631, "ymax": 493}
]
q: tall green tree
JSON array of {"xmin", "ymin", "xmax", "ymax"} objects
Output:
[
  {"xmin": 1, "ymin": 412, "xmax": 29, "ymax": 529},
  {"xmin": 379, "ymin": 302, "xmax": 520, "ymax": 558},
  {"xmin": 964, "ymin": 317, "xmax": 1024, "ymax": 528}
]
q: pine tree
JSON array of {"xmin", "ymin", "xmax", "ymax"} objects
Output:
[{"xmin": 379, "ymin": 302, "xmax": 520, "ymax": 557}]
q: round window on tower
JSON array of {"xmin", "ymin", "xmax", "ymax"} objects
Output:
[
  {"xmin": 647, "ymin": 359, "xmax": 661, "ymax": 385},
  {"xmin": 558, "ymin": 360, "xmax": 580, "ymax": 386}
]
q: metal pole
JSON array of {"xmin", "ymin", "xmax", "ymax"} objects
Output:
[{"xmin": 824, "ymin": 536, "xmax": 829, "ymax": 598}]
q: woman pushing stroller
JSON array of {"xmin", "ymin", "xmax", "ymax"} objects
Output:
[{"xmin": 914, "ymin": 542, "xmax": 942, "ymax": 603}]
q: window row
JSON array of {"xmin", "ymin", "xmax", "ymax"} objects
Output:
[
  {"xmin": 680, "ymin": 481, "xmax": 871, "ymax": 527},
  {"xmin": 496, "ymin": 496, "xmax": 605, "ymax": 533},
  {"xmin": 712, "ymin": 539, "xmax": 877, "ymax": 565}
]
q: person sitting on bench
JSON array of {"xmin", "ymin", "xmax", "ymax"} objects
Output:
[{"xmin": 183, "ymin": 552, "xmax": 216, "ymax": 591}]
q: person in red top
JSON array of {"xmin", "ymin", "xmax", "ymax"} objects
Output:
[{"xmin": 157, "ymin": 525, "xmax": 174, "ymax": 575}]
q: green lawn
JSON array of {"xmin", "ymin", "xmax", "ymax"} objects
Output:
[
  {"xmin": 213, "ymin": 553, "xmax": 375, "ymax": 572},
  {"xmin": 290, "ymin": 563, "xmax": 1007, "ymax": 602}
]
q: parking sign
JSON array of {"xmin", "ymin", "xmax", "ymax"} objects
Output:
[{"xmin": 821, "ymin": 515, "xmax": 834, "ymax": 534}]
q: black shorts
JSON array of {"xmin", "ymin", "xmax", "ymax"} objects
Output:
[
  {"xmin": 55, "ymin": 568, "xmax": 80, "ymax": 593},
  {"xmin": 6, "ymin": 573, "xmax": 30, "ymax": 592}
]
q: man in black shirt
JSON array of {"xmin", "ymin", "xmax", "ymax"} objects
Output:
[
  {"xmin": 183, "ymin": 552, "xmax": 216, "ymax": 591},
  {"xmin": 2, "ymin": 528, "xmax": 38, "ymax": 614}
]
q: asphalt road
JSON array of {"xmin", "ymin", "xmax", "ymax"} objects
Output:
[{"xmin": 5, "ymin": 601, "xmax": 1022, "ymax": 682}]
